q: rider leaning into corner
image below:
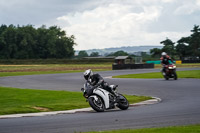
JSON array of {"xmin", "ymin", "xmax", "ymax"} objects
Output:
[
  {"xmin": 83, "ymin": 69, "xmax": 117, "ymax": 96},
  {"xmin": 160, "ymin": 52, "xmax": 174, "ymax": 75}
]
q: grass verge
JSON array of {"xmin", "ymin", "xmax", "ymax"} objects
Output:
[
  {"xmin": 113, "ymin": 70, "xmax": 200, "ymax": 79},
  {"xmin": 154, "ymin": 63, "xmax": 200, "ymax": 68},
  {"xmin": 0, "ymin": 63, "xmax": 200, "ymax": 77},
  {"xmin": 85, "ymin": 124, "xmax": 200, "ymax": 133},
  {"xmin": 0, "ymin": 87, "xmax": 152, "ymax": 115},
  {"xmin": 0, "ymin": 70, "xmax": 84, "ymax": 77},
  {"xmin": 0, "ymin": 64, "xmax": 112, "ymax": 77}
]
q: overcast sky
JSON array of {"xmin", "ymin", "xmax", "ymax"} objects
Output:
[{"xmin": 1, "ymin": 0, "xmax": 200, "ymax": 50}]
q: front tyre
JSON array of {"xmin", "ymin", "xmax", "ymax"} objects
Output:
[
  {"xmin": 162, "ymin": 71, "xmax": 169, "ymax": 80},
  {"xmin": 88, "ymin": 95, "xmax": 105, "ymax": 112},
  {"xmin": 117, "ymin": 94, "xmax": 129, "ymax": 110},
  {"xmin": 164, "ymin": 75, "xmax": 169, "ymax": 80},
  {"xmin": 173, "ymin": 71, "xmax": 178, "ymax": 80}
]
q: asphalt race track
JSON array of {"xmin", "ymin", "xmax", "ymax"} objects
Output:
[{"xmin": 0, "ymin": 68, "xmax": 200, "ymax": 133}]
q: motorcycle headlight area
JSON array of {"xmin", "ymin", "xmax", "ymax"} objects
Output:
[{"xmin": 169, "ymin": 66, "xmax": 176, "ymax": 69}]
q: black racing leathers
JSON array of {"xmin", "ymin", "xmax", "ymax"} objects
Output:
[
  {"xmin": 89, "ymin": 73, "xmax": 114, "ymax": 95},
  {"xmin": 160, "ymin": 56, "xmax": 173, "ymax": 73},
  {"xmin": 89, "ymin": 73, "xmax": 104, "ymax": 87},
  {"xmin": 161, "ymin": 57, "xmax": 173, "ymax": 65}
]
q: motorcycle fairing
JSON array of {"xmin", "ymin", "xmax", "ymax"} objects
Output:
[{"xmin": 93, "ymin": 88, "xmax": 110, "ymax": 109}]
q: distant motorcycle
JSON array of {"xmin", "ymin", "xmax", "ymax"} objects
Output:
[
  {"xmin": 162, "ymin": 64, "xmax": 178, "ymax": 80},
  {"xmin": 81, "ymin": 81, "xmax": 129, "ymax": 112}
]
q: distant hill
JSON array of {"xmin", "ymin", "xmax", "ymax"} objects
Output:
[{"xmin": 76, "ymin": 46, "xmax": 163, "ymax": 56}]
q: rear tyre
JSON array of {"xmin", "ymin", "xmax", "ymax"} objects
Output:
[
  {"xmin": 117, "ymin": 94, "xmax": 129, "ymax": 110},
  {"xmin": 88, "ymin": 95, "xmax": 105, "ymax": 112}
]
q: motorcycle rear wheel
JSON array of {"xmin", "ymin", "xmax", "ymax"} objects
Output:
[{"xmin": 88, "ymin": 95, "xmax": 105, "ymax": 112}]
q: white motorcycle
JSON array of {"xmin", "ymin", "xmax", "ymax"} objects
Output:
[{"xmin": 81, "ymin": 81, "xmax": 129, "ymax": 112}]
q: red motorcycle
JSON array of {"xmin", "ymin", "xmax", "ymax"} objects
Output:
[{"xmin": 162, "ymin": 64, "xmax": 178, "ymax": 80}]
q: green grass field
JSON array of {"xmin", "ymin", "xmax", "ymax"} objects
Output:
[
  {"xmin": 154, "ymin": 63, "xmax": 200, "ymax": 68},
  {"xmin": 0, "ymin": 87, "xmax": 151, "ymax": 115},
  {"xmin": 0, "ymin": 70, "xmax": 85, "ymax": 77},
  {"xmin": 113, "ymin": 70, "xmax": 200, "ymax": 79},
  {"xmin": 0, "ymin": 63, "xmax": 200, "ymax": 77},
  {"xmin": 0, "ymin": 64, "xmax": 112, "ymax": 77},
  {"xmin": 85, "ymin": 124, "xmax": 200, "ymax": 133}
]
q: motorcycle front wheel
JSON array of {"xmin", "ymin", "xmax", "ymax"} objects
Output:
[
  {"xmin": 164, "ymin": 75, "xmax": 169, "ymax": 80},
  {"xmin": 117, "ymin": 94, "xmax": 129, "ymax": 110},
  {"xmin": 88, "ymin": 95, "xmax": 105, "ymax": 112},
  {"xmin": 173, "ymin": 71, "xmax": 178, "ymax": 80}
]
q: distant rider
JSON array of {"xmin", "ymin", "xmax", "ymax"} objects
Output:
[
  {"xmin": 83, "ymin": 69, "xmax": 116, "ymax": 96},
  {"xmin": 160, "ymin": 52, "xmax": 174, "ymax": 75}
]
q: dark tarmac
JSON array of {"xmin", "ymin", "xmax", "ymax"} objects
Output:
[{"xmin": 0, "ymin": 68, "xmax": 200, "ymax": 133}]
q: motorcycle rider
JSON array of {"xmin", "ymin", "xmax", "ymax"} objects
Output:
[
  {"xmin": 160, "ymin": 52, "xmax": 174, "ymax": 75},
  {"xmin": 83, "ymin": 69, "xmax": 117, "ymax": 96}
]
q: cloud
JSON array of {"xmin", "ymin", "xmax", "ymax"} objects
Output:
[
  {"xmin": 57, "ymin": 1, "xmax": 166, "ymax": 50},
  {"xmin": 197, "ymin": 0, "xmax": 200, "ymax": 5},
  {"xmin": 56, "ymin": 0, "xmax": 193, "ymax": 50},
  {"xmin": 174, "ymin": 0, "xmax": 200, "ymax": 15},
  {"xmin": 0, "ymin": 0, "xmax": 98, "ymax": 26},
  {"xmin": 0, "ymin": 0, "xmax": 198, "ymax": 50},
  {"xmin": 161, "ymin": 0, "xmax": 174, "ymax": 3}
]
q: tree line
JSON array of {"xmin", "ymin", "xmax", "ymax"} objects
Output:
[
  {"xmin": 150, "ymin": 25, "xmax": 200, "ymax": 60},
  {"xmin": 77, "ymin": 50, "xmax": 130, "ymax": 58},
  {"xmin": 78, "ymin": 25, "xmax": 200, "ymax": 60},
  {"xmin": 0, "ymin": 24, "xmax": 76, "ymax": 59},
  {"xmin": 1, "ymin": 24, "xmax": 199, "ymax": 60}
]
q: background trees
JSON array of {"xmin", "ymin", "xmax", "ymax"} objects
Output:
[
  {"xmin": 77, "ymin": 50, "xmax": 88, "ymax": 58},
  {"xmin": 160, "ymin": 38, "xmax": 176, "ymax": 58},
  {"xmin": 150, "ymin": 48, "xmax": 162, "ymax": 58},
  {"xmin": 107, "ymin": 50, "xmax": 129, "ymax": 56},
  {"xmin": 0, "ymin": 24, "xmax": 199, "ymax": 60},
  {"xmin": 176, "ymin": 37, "xmax": 190, "ymax": 59},
  {"xmin": 90, "ymin": 52, "xmax": 99, "ymax": 57},
  {"xmin": 187, "ymin": 25, "xmax": 200, "ymax": 57},
  {"xmin": 150, "ymin": 25, "xmax": 200, "ymax": 60},
  {"xmin": 0, "ymin": 24, "xmax": 76, "ymax": 59},
  {"xmin": 150, "ymin": 38, "xmax": 176, "ymax": 59}
]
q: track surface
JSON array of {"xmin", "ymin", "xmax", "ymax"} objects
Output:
[{"xmin": 0, "ymin": 68, "xmax": 200, "ymax": 133}]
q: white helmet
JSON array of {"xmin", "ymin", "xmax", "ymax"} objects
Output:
[
  {"xmin": 84, "ymin": 69, "xmax": 93, "ymax": 80},
  {"xmin": 161, "ymin": 52, "xmax": 167, "ymax": 56}
]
